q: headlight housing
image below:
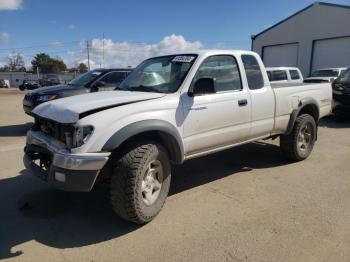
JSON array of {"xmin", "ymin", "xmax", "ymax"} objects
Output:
[
  {"xmin": 65, "ymin": 126, "xmax": 94, "ymax": 149},
  {"xmin": 37, "ymin": 95, "xmax": 57, "ymax": 102}
]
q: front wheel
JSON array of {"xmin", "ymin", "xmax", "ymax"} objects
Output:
[
  {"xmin": 280, "ymin": 114, "xmax": 317, "ymax": 161},
  {"xmin": 110, "ymin": 142, "xmax": 171, "ymax": 224}
]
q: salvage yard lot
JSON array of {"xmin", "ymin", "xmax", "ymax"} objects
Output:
[{"xmin": 1, "ymin": 89, "xmax": 350, "ymax": 262}]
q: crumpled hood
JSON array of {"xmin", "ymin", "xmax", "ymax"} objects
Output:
[{"xmin": 32, "ymin": 91, "xmax": 165, "ymax": 123}]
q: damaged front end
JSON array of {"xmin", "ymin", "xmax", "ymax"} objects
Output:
[{"xmin": 24, "ymin": 116, "xmax": 110, "ymax": 192}]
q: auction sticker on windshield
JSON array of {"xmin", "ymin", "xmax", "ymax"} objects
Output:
[{"xmin": 172, "ymin": 56, "xmax": 195, "ymax": 63}]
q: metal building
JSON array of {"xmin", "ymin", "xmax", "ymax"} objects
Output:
[{"xmin": 251, "ymin": 2, "xmax": 350, "ymax": 77}]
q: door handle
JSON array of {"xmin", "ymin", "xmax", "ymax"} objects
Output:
[{"xmin": 238, "ymin": 99, "xmax": 248, "ymax": 107}]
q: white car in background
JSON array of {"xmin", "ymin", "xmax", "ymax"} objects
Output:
[
  {"xmin": 266, "ymin": 67, "xmax": 303, "ymax": 85},
  {"xmin": 304, "ymin": 68, "xmax": 347, "ymax": 83}
]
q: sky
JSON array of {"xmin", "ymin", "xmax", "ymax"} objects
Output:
[{"xmin": 0, "ymin": 0, "xmax": 349, "ymax": 69}]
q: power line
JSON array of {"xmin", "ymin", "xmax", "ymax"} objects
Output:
[{"xmin": 0, "ymin": 40, "xmax": 81, "ymax": 52}]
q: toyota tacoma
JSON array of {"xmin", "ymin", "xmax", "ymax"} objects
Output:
[{"xmin": 24, "ymin": 50, "xmax": 332, "ymax": 224}]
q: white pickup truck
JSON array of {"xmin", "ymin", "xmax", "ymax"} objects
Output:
[{"xmin": 24, "ymin": 50, "xmax": 332, "ymax": 224}]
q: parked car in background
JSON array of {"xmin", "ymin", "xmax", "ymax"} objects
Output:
[
  {"xmin": 23, "ymin": 68, "xmax": 132, "ymax": 115},
  {"xmin": 0, "ymin": 79, "xmax": 10, "ymax": 88},
  {"xmin": 19, "ymin": 80, "xmax": 40, "ymax": 91},
  {"xmin": 24, "ymin": 50, "xmax": 332, "ymax": 224},
  {"xmin": 38, "ymin": 74, "xmax": 62, "ymax": 87},
  {"xmin": 332, "ymin": 67, "xmax": 350, "ymax": 119},
  {"xmin": 304, "ymin": 68, "xmax": 347, "ymax": 83},
  {"xmin": 266, "ymin": 67, "xmax": 303, "ymax": 85}
]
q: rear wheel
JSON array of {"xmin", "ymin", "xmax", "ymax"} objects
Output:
[
  {"xmin": 280, "ymin": 114, "xmax": 316, "ymax": 161},
  {"xmin": 110, "ymin": 142, "xmax": 171, "ymax": 224}
]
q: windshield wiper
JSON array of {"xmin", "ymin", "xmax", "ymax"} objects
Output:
[{"xmin": 127, "ymin": 85, "xmax": 164, "ymax": 93}]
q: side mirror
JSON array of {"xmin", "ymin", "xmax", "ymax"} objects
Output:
[
  {"xmin": 189, "ymin": 78, "xmax": 215, "ymax": 96},
  {"xmin": 91, "ymin": 81, "xmax": 106, "ymax": 92},
  {"xmin": 94, "ymin": 81, "xmax": 106, "ymax": 88}
]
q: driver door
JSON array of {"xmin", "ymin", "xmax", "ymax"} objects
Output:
[{"xmin": 182, "ymin": 55, "xmax": 251, "ymax": 156}]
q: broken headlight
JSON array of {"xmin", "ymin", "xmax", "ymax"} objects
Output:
[{"xmin": 65, "ymin": 126, "xmax": 94, "ymax": 149}]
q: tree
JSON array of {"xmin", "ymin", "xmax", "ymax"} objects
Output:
[
  {"xmin": 3, "ymin": 52, "xmax": 26, "ymax": 71},
  {"xmin": 68, "ymin": 62, "xmax": 88, "ymax": 75},
  {"xmin": 31, "ymin": 53, "xmax": 67, "ymax": 73},
  {"xmin": 50, "ymin": 57, "xmax": 67, "ymax": 73},
  {"xmin": 78, "ymin": 63, "xmax": 88, "ymax": 73},
  {"xmin": 0, "ymin": 65, "xmax": 11, "ymax": 72}
]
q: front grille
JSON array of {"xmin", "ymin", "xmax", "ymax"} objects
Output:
[
  {"xmin": 33, "ymin": 117, "xmax": 74, "ymax": 146},
  {"xmin": 24, "ymin": 93, "xmax": 35, "ymax": 102}
]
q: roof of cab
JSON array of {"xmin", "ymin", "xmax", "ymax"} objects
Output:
[{"xmin": 165, "ymin": 49, "xmax": 259, "ymax": 57}]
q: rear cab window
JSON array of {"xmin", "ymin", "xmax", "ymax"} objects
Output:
[
  {"xmin": 289, "ymin": 70, "xmax": 301, "ymax": 80},
  {"xmin": 268, "ymin": 70, "xmax": 288, "ymax": 81},
  {"xmin": 241, "ymin": 55, "xmax": 264, "ymax": 89}
]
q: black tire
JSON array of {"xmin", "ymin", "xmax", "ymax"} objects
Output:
[
  {"xmin": 110, "ymin": 142, "xmax": 171, "ymax": 224},
  {"xmin": 19, "ymin": 85, "xmax": 25, "ymax": 91},
  {"xmin": 280, "ymin": 114, "xmax": 317, "ymax": 161}
]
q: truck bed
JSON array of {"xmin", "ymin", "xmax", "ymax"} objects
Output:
[{"xmin": 272, "ymin": 82, "xmax": 332, "ymax": 134}]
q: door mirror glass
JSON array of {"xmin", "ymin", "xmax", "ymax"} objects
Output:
[
  {"xmin": 90, "ymin": 81, "xmax": 106, "ymax": 92},
  {"xmin": 94, "ymin": 81, "xmax": 106, "ymax": 88},
  {"xmin": 190, "ymin": 78, "xmax": 215, "ymax": 96}
]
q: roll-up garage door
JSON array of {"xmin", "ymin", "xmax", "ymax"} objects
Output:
[
  {"xmin": 312, "ymin": 37, "xmax": 350, "ymax": 72},
  {"xmin": 263, "ymin": 43, "xmax": 299, "ymax": 67}
]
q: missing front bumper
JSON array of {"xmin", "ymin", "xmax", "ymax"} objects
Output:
[{"xmin": 24, "ymin": 130, "xmax": 110, "ymax": 192}]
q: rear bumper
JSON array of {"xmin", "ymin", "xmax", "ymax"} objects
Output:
[{"xmin": 24, "ymin": 130, "xmax": 110, "ymax": 192}]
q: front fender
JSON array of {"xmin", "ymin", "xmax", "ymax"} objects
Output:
[{"xmin": 102, "ymin": 119, "xmax": 184, "ymax": 164}]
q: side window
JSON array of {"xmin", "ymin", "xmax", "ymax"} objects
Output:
[
  {"xmin": 241, "ymin": 55, "xmax": 264, "ymax": 90},
  {"xmin": 267, "ymin": 71, "xmax": 272, "ymax": 81},
  {"xmin": 100, "ymin": 72, "xmax": 126, "ymax": 86},
  {"xmin": 289, "ymin": 70, "xmax": 300, "ymax": 80},
  {"xmin": 271, "ymin": 70, "xmax": 288, "ymax": 81},
  {"xmin": 194, "ymin": 55, "xmax": 242, "ymax": 92}
]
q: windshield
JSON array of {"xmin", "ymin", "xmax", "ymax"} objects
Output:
[
  {"xmin": 311, "ymin": 69, "xmax": 339, "ymax": 77},
  {"xmin": 338, "ymin": 68, "xmax": 350, "ymax": 81},
  {"xmin": 69, "ymin": 70, "xmax": 105, "ymax": 86},
  {"xmin": 119, "ymin": 55, "xmax": 197, "ymax": 93}
]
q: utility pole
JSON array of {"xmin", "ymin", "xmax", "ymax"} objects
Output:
[
  {"xmin": 86, "ymin": 40, "xmax": 91, "ymax": 70},
  {"xmin": 102, "ymin": 33, "xmax": 105, "ymax": 68},
  {"xmin": 36, "ymin": 66, "xmax": 40, "ymax": 80}
]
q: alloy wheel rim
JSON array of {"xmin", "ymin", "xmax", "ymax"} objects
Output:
[
  {"xmin": 141, "ymin": 160, "xmax": 163, "ymax": 206},
  {"xmin": 297, "ymin": 123, "xmax": 313, "ymax": 152}
]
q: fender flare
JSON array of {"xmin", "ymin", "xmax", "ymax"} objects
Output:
[
  {"xmin": 102, "ymin": 120, "xmax": 184, "ymax": 164},
  {"xmin": 286, "ymin": 97, "xmax": 320, "ymax": 135}
]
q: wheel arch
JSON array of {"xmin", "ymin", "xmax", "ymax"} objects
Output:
[
  {"xmin": 102, "ymin": 120, "xmax": 184, "ymax": 165},
  {"xmin": 286, "ymin": 98, "xmax": 320, "ymax": 135}
]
